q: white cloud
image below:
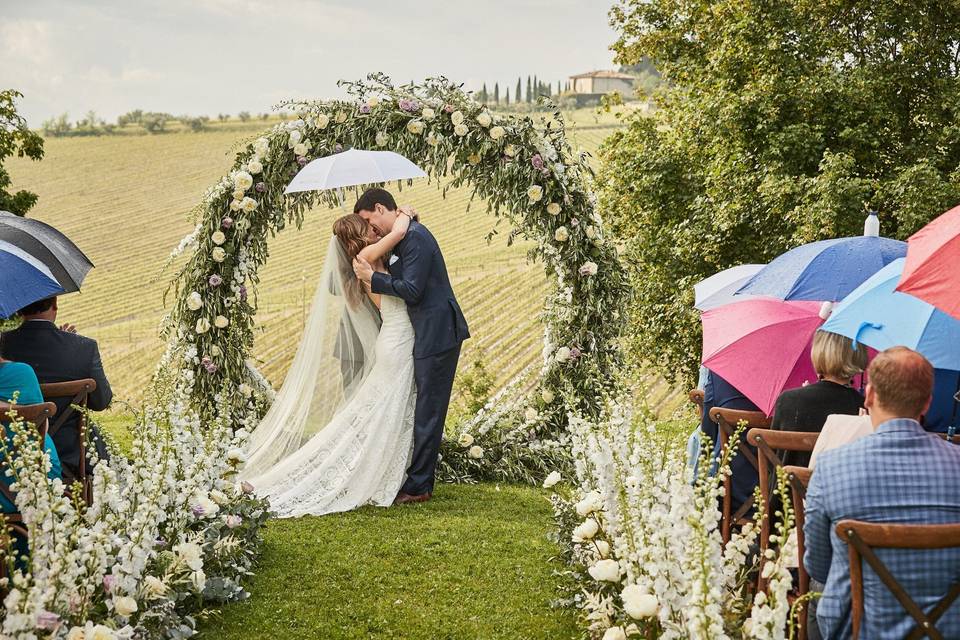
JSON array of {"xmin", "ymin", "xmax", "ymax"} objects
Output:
[{"xmin": 0, "ymin": 19, "xmax": 54, "ymax": 64}]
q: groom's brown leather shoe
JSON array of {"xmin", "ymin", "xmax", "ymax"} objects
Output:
[{"xmin": 394, "ymin": 492, "xmax": 431, "ymax": 505}]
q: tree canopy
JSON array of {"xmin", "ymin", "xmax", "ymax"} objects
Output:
[
  {"xmin": 600, "ymin": 0, "xmax": 960, "ymax": 384},
  {"xmin": 0, "ymin": 89, "xmax": 44, "ymax": 216}
]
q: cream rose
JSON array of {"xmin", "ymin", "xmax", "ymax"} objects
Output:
[
  {"xmin": 143, "ymin": 576, "xmax": 168, "ymax": 599},
  {"xmin": 426, "ymin": 133, "xmax": 440, "ymax": 147},
  {"xmin": 542, "ymin": 471, "xmax": 561, "ymax": 489},
  {"xmin": 113, "ymin": 596, "xmax": 138, "ymax": 617},
  {"xmin": 453, "ymin": 123, "xmax": 469, "ymax": 137},
  {"xmin": 421, "ymin": 107, "xmax": 436, "ymax": 121},
  {"xmin": 467, "ymin": 153, "xmax": 481, "ymax": 165},
  {"xmin": 253, "ymin": 137, "xmax": 270, "ymax": 155},
  {"xmin": 468, "ymin": 445, "xmax": 484, "ymax": 459},
  {"xmin": 524, "ymin": 407, "xmax": 539, "ymax": 422},
  {"xmin": 541, "ymin": 389, "xmax": 555, "ymax": 404},
  {"xmin": 476, "ymin": 111, "xmax": 492, "ymax": 127},
  {"xmin": 489, "ymin": 125, "xmax": 506, "ymax": 140},
  {"xmin": 66, "ymin": 628, "xmax": 85, "ymax": 640},
  {"xmin": 375, "ymin": 132, "xmax": 388, "ymax": 147},
  {"xmin": 186, "ymin": 291, "xmax": 203, "ymax": 311},
  {"xmin": 621, "ymin": 585, "xmax": 658, "ymax": 619},
  {"xmin": 458, "ymin": 433, "xmax": 474, "ymax": 447},
  {"xmin": 554, "ymin": 226, "xmax": 569, "ymax": 242},
  {"xmin": 503, "ymin": 144, "xmax": 517, "ymax": 157},
  {"xmin": 287, "ymin": 130, "xmax": 302, "ymax": 147},
  {"xmin": 240, "ymin": 196, "xmax": 258, "ymax": 213},
  {"xmin": 247, "ymin": 159, "xmax": 263, "ymax": 175},
  {"xmin": 575, "ymin": 491, "xmax": 603, "ymax": 516},
  {"xmin": 602, "ymin": 627, "xmax": 626, "ymax": 640},
  {"xmin": 580, "ymin": 261, "xmax": 599, "ymax": 277},
  {"xmin": 212, "ymin": 247, "xmax": 227, "ymax": 263},
  {"xmin": 367, "ymin": 96, "xmax": 381, "ymax": 108},
  {"xmin": 232, "ymin": 171, "xmax": 253, "ymax": 191},
  {"xmin": 586, "ymin": 225, "xmax": 597, "ymax": 239},
  {"xmin": 213, "ymin": 315, "xmax": 228, "ymax": 329},
  {"xmin": 293, "ymin": 142, "xmax": 307, "ymax": 157},
  {"xmin": 229, "ymin": 199, "xmax": 241, "ymax": 212},
  {"xmin": 572, "ymin": 518, "xmax": 599, "ymax": 541},
  {"xmin": 406, "ymin": 120, "xmax": 425, "ymax": 135},
  {"xmin": 210, "ymin": 345, "xmax": 222, "ymax": 357},
  {"xmin": 527, "ymin": 185, "xmax": 544, "ymax": 203},
  {"xmin": 195, "ymin": 318, "xmax": 210, "ymax": 334},
  {"xmin": 588, "ymin": 559, "xmax": 621, "ymax": 583},
  {"xmin": 334, "ymin": 111, "xmax": 347, "ymax": 123},
  {"xmin": 90, "ymin": 625, "xmax": 116, "ymax": 640},
  {"xmin": 555, "ymin": 346, "xmax": 572, "ymax": 362},
  {"xmin": 238, "ymin": 383, "xmax": 253, "ymax": 398},
  {"xmin": 314, "ymin": 113, "xmax": 330, "ymax": 129},
  {"xmin": 546, "ymin": 202, "xmax": 562, "ymax": 216},
  {"xmin": 211, "ymin": 231, "xmax": 226, "ymax": 246},
  {"xmin": 595, "ymin": 540, "xmax": 611, "ymax": 558}
]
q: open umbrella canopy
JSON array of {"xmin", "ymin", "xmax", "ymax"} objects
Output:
[
  {"xmin": 0, "ymin": 211, "xmax": 94, "ymax": 293},
  {"xmin": 284, "ymin": 149, "xmax": 427, "ymax": 195},
  {"xmin": 0, "ymin": 239, "xmax": 66, "ymax": 318},
  {"xmin": 823, "ymin": 258, "xmax": 960, "ymax": 371},
  {"xmin": 736, "ymin": 236, "xmax": 906, "ymax": 302},
  {"xmin": 693, "ymin": 264, "xmax": 764, "ymax": 311},
  {"xmin": 895, "ymin": 203, "xmax": 960, "ymax": 322},
  {"xmin": 701, "ymin": 298, "xmax": 825, "ymax": 415}
]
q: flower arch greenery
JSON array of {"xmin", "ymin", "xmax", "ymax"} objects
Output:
[{"xmin": 157, "ymin": 74, "xmax": 630, "ymax": 479}]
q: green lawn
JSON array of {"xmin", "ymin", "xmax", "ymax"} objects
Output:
[{"xmin": 199, "ymin": 484, "xmax": 578, "ymax": 640}]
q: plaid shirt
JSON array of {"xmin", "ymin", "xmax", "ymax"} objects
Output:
[{"xmin": 804, "ymin": 418, "xmax": 960, "ymax": 639}]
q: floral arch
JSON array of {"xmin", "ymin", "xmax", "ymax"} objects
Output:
[{"xmin": 157, "ymin": 74, "xmax": 630, "ymax": 478}]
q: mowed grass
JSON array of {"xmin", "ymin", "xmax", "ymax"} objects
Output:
[
  {"xmin": 7, "ymin": 108, "xmax": 627, "ymax": 410},
  {"xmin": 199, "ymin": 484, "xmax": 578, "ymax": 640}
]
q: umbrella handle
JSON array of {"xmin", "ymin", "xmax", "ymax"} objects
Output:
[{"xmin": 852, "ymin": 321, "xmax": 883, "ymax": 349}]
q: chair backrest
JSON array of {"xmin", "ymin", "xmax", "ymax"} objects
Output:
[
  {"xmin": 0, "ymin": 402, "xmax": 57, "ymax": 507},
  {"xmin": 936, "ymin": 433, "xmax": 960, "ymax": 445},
  {"xmin": 710, "ymin": 407, "xmax": 771, "ymax": 543},
  {"xmin": 748, "ymin": 428, "xmax": 820, "ymax": 562},
  {"xmin": 689, "ymin": 388, "xmax": 705, "ymax": 419},
  {"xmin": 783, "ymin": 465, "xmax": 813, "ymax": 640},
  {"xmin": 39, "ymin": 378, "xmax": 96, "ymax": 438},
  {"xmin": 837, "ymin": 519, "xmax": 960, "ymax": 640}
]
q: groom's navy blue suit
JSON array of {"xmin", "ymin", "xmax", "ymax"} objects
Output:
[{"xmin": 371, "ymin": 220, "xmax": 469, "ymax": 495}]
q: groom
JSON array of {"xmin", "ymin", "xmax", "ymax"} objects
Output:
[{"xmin": 352, "ymin": 188, "xmax": 470, "ymax": 505}]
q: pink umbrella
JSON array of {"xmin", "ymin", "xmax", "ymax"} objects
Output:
[
  {"xmin": 895, "ymin": 204, "xmax": 960, "ymax": 321},
  {"xmin": 701, "ymin": 298, "xmax": 826, "ymax": 415}
]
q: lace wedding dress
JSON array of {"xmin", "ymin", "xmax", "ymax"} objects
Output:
[{"xmin": 241, "ymin": 238, "xmax": 416, "ymax": 517}]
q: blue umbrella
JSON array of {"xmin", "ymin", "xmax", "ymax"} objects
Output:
[
  {"xmin": 0, "ymin": 239, "xmax": 65, "ymax": 319},
  {"xmin": 821, "ymin": 258, "xmax": 960, "ymax": 371},
  {"xmin": 736, "ymin": 236, "xmax": 906, "ymax": 302},
  {"xmin": 693, "ymin": 263, "xmax": 764, "ymax": 311}
]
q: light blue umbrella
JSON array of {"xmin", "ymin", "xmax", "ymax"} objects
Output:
[
  {"xmin": 821, "ymin": 258, "xmax": 960, "ymax": 370},
  {"xmin": 0, "ymin": 239, "xmax": 66, "ymax": 318},
  {"xmin": 693, "ymin": 263, "xmax": 764, "ymax": 311}
]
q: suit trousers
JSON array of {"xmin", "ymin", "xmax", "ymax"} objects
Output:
[{"xmin": 403, "ymin": 344, "xmax": 461, "ymax": 495}]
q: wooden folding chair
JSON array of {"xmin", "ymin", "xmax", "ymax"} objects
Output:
[
  {"xmin": 709, "ymin": 407, "xmax": 771, "ymax": 543},
  {"xmin": 837, "ymin": 520, "xmax": 960, "ymax": 639},
  {"xmin": 936, "ymin": 433, "xmax": 960, "ymax": 444},
  {"xmin": 40, "ymin": 379, "xmax": 96, "ymax": 504},
  {"xmin": 689, "ymin": 388, "xmax": 705, "ymax": 419},
  {"xmin": 784, "ymin": 465, "xmax": 813, "ymax": 640}
]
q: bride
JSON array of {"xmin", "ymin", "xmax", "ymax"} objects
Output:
[{"xmin": 241, "ymin": 210, "xmax": 417, "ymax": 516}]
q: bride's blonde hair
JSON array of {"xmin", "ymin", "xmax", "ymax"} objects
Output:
[{"xmin": 332, "ymin": 213, "xmax": 370, "ymax": 309}]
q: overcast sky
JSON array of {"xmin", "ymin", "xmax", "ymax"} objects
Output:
[{"xmin": 2, "ymin": 0, "xmax": 620, "ymax": 124}]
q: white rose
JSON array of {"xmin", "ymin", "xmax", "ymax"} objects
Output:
[
  {"xmin": 113, "ymin": 596, "xmax": 138, "ymax": 617},
  {"xmin": 542, "ymin": 471, "xmax": 561, "ymax": 489},
  {"xmin": 253, "ymin": 137, "xmax": 270, "ymax": 155},
  {"xmin": 527, "ymin": 185, "xmax": 544, "ymax": 203},
  {"xmin": 66, "ymin": 628, "xmax": 85, "ymax": 640},
  {"xmin": 602, "ymin": 627, "xmax": 626, "ymax": 640},
  {"xmin": 468, "ymin": 445, "xmax": 484, "ymax": 459},
  {"xmin": 541, "ymin": 389, "xmax": 555, "ymax": 404},
  {"xmin": 375, "ymin": 132, "xmax": 388, "ymax": 147},
  {"xmin": 489, "ymin": 125, "xmax": 506, "ymax": 140},
  {"xmin": 586, "ymin": 225, "xmax": 597, "ymax": 239},
  {"xmin": 226, "ymin": 448, "xmax": 247, "ymax": 464},
  {"xmin": 212, "ymin": 247, "xmax": 227, "ymax": 263},
  {"xmin": 174, "ymin": 542, "xmax": 204, "ymax": 570},
  {"xmin": 426, "ymin": 133, "xmax": 440, "ymax": 147},
  {"xmin": 595, "ymin": 540, "xmax": 611, "ymax": 558},
  {"xmin": 621, "ymin": 585, "xmax": 658, "ymax": 619},
  {"xmin": 238, "ymin": 383, "xmax": 253, "ymax": 398},
  {"xmin": 554, "ymin": 226, "xmax": 569, "ymax": 242},
  {"xmin": 406, "ymin": 120, "xmax": 425, "ymax": 135},
  {"xmin": 314, "ymin": 113, "xmax": 330, "ymax": 129},
  {"xmin": 229, "ymin": 199, "xmax": 241, "ymax": 212},
  {"xmin": 572, "ymin": 518, "xmax": 599, "ymax": 541},
  {"xmin": 240, "ymin": 196, "xmax": 258, "ymax": 213},
  {"xmin": 458, "ymin": 433, "xmax": 474, "ymax": 447},
  {"xmin": 90, "ymin": 625, "xmax": 116, "ymax": 640},
  {"xmin": 453, "ymin": 123, "xmax": 469, "ymax": 137},
  {"xmin": 524, "ymin": 407, "xmax": 539, "ymax": 422},
  {"xmin": 546, "ymin": 202, "xmax": 561, "ymax": 216},
  {"xmin": 195, "ymin": 318, "xmax": 210, "ymax": 334},
  {"xmin": 214, "ymin": 315, "xmax": 229, "ymax": 329},
  {"xmin": 503, "ymin": 144, "xmax": 517, "ymax": 158},
  {"xmin": 451, "ymin": 110, "xmax": 465, "ymax": 125},
  {"xmin": 287, "ymin": 130, "xmax": 302, "ymax": 147},
  {"xmin": 555, "ymin": 346, "xmax": 571, "ymax": 362},
  {"xmin": 588, "ymin": 559, "xmax": 621, "ymax": 583},
  {"xmin": 575, "ymin": 491, "xmax": 603, "ymax": 516},
  {"xmin": 580, "ymin": 261, "xmax": 599, "ymax": 277},
  {"xmin": 211, "ymin": 231, "xmax": 226, "ymax": 246},
  {"xmin": 334, "ymin": 111, "xmax": 347, "ymax": 123},
  {"xmin": 232, "ymin": 187, "xmax": 245, "ymax": 200},
  {"xmin": 232, "ymin": 171, "xmax": 253, "ymax": 191},
  {"xmin": 293, "ymin": 142, "xmax": 307, "ymax": 157},
  {"xmin": 186, "ymin": 291, "xmax": 203, "ymax": 311},
  {"xmin": 421, "ymin": 107, "xmax": 435, "ymax": 120},
  {"xmin": 143, "ymin": 576, "xmax": 167, "ymax": 599},
  {"xmin": 476, "ymin": 111, "xmax": 492, "ymax": 127},
  {"xmin": 247, "ymin": 159, "xmax": 263, "ymax": 175}
]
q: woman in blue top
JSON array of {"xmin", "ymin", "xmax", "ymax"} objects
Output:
[{"xmin": 0, "ymin": 357, "xmax": 62, "ymax": 513}]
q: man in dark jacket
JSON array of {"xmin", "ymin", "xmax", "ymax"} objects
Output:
[{"xmin": 0, "ymin": 296, "xmax": 112, "ymax": 481}]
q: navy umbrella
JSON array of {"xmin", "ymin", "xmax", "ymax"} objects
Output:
[
  {"xmin": 0, "ymin": 211, "xmax": 94, "ymax": 293},
  {"xmin": 0, "ymin": 239, "xmax": 66, "ymax": 318}
]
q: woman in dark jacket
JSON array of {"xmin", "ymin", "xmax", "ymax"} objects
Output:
[{"xmin": 770, "ymin": 330, "xmax": 868, "ymax": 467}]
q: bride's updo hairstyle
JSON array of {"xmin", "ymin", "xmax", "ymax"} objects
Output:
[{"xmin": 332, "ymin": 213, "xmax": 371, "ymax": 308}]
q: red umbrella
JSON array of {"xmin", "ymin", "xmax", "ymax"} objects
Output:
[
  {"xmin": 895, "ymin": 204, "xmax": 960, "ymax": 321},
  {"xmin": 701, "ymin": 298, "xmax": 825, "ymax": 415}
]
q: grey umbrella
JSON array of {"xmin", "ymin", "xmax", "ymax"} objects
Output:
[{"xmin": 0, "ymin": 211, "xmax": 94, "ymax": 293}]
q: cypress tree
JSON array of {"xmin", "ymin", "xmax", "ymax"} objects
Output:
[
  {"xmin": 526, "ymin": 76, "xmax": 532, "ymax": 103},
  {"xmin": 494, "ymin": 82, "xmax": 500, "ymax": 103},
  {"xmin": 505, "ymin": 87, "xmax": 510, "ymax": 105},
  {"xmin": 480, "ymin": 83, "xmax": 488, "ymax": 103},
  {"xmin": 515, "ymin": 78, "xmax": 522, "ymax": 106}
]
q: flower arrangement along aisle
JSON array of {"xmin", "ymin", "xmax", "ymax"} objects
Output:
[
  {"xmin": 158, "ymin": 73, "xmax": 630, "ymax": 483},
  {"xmin": 548, "ymin": 404, "xmax": 802, "ymax": 639},
  {"xmin": 0, "ymin": 402, "xmax": 268, "ymax": 639}
]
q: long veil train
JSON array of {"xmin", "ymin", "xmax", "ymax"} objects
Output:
[{"xmin": 241, "ymin": 237, "xmax": 382, "ymax": 480}]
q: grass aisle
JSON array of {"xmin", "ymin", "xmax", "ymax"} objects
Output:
[{"xmin": 200, "ymin": 484, "xmax": 578, "ymax": 640}]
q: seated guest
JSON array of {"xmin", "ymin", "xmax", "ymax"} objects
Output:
[
  {"xmin": 771, "ymin": 331, "xmax": 867, "ymax": 467},
  {"xmin": 699, "ymin": 369, "xmax": 760, "ymax": 514},
  {"xmin": 808, "ymin": 413, "xmax": 872, "ymax": 468},
  {"xmin": 0, "ymin": 297, "xmax": 112, "ymax": 483},
  {"xmin": 804, "ymin": 347, "xmax": 960, "ymax": 639},
  {"xmin": 0, "ymin": 356, "xmax": 62, "ymax": 512},
  {"xmin": 922, "ymin": 368, "xmax": 959, "ymax": 433}
]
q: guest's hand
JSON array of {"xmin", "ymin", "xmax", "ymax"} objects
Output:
[
  {"xmin": 398, "ymin": 204, "xmax": 419, "ymax": 221},
  {"xmin": 353, "ymin": 256, "xmax": 374, "ymax": 284},
  {"xmin": 59, "ymin": 323, "xmax": 77, "ymax": 334}
]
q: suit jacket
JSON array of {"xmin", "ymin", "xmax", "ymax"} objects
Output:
[
  {"xmin": 804, "ymin": 419, "xmax": 960, "ymax": 639},
  {"xmin": 770, "ymin": 380, "xmax": 863, "ymax": 467},
  {"xmin": 0, "ymin": 320, "xmax": 113, "ymax": 471},
  {"xmin": 370, "ymin": 220, "xmax": 469, "ymax": 359}
]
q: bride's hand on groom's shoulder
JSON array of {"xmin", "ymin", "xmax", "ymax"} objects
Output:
[
  {"xmin": 398, "ymin": 205, "xmax": 419, "ymax": 222},
  {"xmin": 393, "ymin": 210, "xmax": 412, "ymax": 234}
]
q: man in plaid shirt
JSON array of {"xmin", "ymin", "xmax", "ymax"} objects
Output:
[{"xmin": 804, "ymin": 347, "xmax": 960, "ymax": 639}]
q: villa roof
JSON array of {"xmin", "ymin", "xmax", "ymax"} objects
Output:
[{"xmin": 569, "ymin": 70, "xmax": 635, "ymax": 80}]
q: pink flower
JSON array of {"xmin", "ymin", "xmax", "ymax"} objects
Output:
[
  {"xmin": 208, "ymin": 274, "xmax": 223, "ymax": 287},
  {"xmin": 570, "ymin": 347, "xmax": 582, "ymax": 360},
  {"xmin": 103, "ymin": 574, "xmax": 116, "ymax": 593},
  {"xmin": 531, "ymin": 154, "xmax": 544, "ymax": 170},
  {"xmin": 335, "ymin": 143, "xmax": 344, "ymax": 153},
  {"xmin": 239, "ymin": 286, "xmax": 248, "ymax": 301},
  {"xmin": 359, "ymin": 104, "xmax": 372, "ymax": 114},
  {"xmin": 297, "ymin": 156, "xmax": 308, "ymax": 167},
  {"xmin": 255, "ymin": 182, "xmax": 266, "ymax": 193},
  {"xmin": 221, "ymin": 216, "xmax": 234, "ymax": 229},
  {"xmin": 571, "ymin": 218, "xmax": 580, "ymax": 227},
  {"xmin": 36, "ymin": 610, "xmax": 61, "ymax": 631},
  {"xmin": 443, "ymin": 103, "xmax": 455, "ymax": 114},
  {"xmin": 225, "ymin": 515, "xmax": 242, "ymax": 529},
  {"xmin": 241, "ymin": 480, "xmax": 255, "ymax": 494}
]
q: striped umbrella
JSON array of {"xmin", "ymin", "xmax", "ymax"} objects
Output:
[
  {"xmin": 0, "ymin": 211, "xmax": 94, "ymax": 293},
  {"xmin": 0, "ymin": 239, "xmax": 66, "ymax": 318}
]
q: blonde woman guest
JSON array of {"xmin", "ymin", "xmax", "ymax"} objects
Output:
[{"xmin": 770, "ymin": 330, "xmax": 868, "ymax": 467}]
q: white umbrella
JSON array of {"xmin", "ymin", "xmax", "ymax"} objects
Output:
[
  {"xmin": 284, "ymin": 148, "xmax": 427, "ymax": 195},
  {"xmin": 693, "ymin": 263, "xmax": 764, "ymax": 311}
]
